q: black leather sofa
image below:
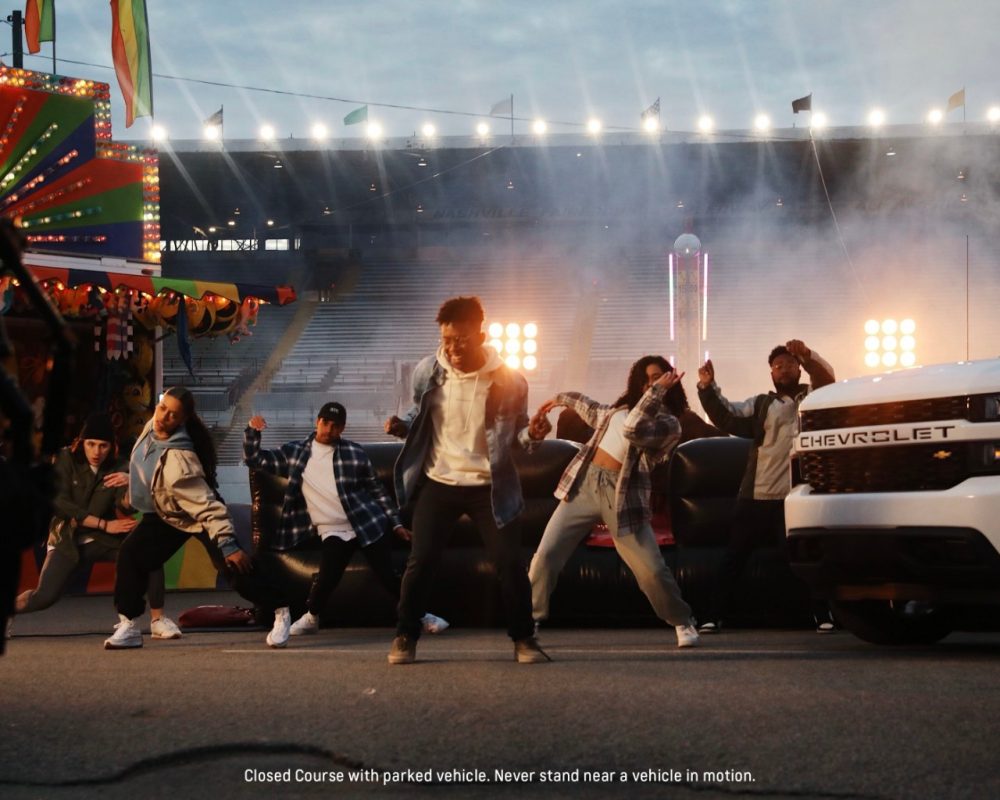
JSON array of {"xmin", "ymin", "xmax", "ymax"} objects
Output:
[{"xmin": 247, "ymin": 437, "xmax": 812, "ymax": 628}]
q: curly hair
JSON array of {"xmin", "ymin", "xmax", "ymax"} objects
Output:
[
  {"xmin": 613, "ymin": 355, "xmax": 689, "ymax": 415},
  {"xmin": 436, "ymin": 296, "xmax": 485, "ymax": 326},
  {"xmin": 164, "ymin": 386, "xmax": 219, "ymax": 489}
]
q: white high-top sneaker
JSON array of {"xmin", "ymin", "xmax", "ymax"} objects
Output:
[
  {"xmin": 104, "ymin": 615, "xmax": 143, "ymax": 649},
  {"xmin": 266, "ymin": 607, "xmax": 291, "ymax": 648}
]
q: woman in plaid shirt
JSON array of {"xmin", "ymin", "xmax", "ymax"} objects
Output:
[{"xmin": 528, "ymin": 356, "xmax": 700, "ymax": 648}]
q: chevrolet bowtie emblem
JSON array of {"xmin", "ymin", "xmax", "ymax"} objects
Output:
[{"xmin": 932, "ymin": 450, "xmax": 953, "ymax": 460}]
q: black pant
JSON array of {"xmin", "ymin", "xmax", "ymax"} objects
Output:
[
  {"xmin": 709, "ymin": 498, "xmax": 827, "ymax": 624},
  {"xmin": 233, "ymin": 533, "xmax": 400, "ymax": 615},
  {"xmin": 397, "ymin": 479, "xmax": 533, "ymax": 641},
  {"xmin": 308, "ymin": 533, "xmax": 399, "ymax": 615},
  {"xmin": 115, "ymin": 515, "xmax": 191, "ymax": 620}
]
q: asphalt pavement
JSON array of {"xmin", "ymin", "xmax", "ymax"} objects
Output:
[{"xmin": 2, "ymin": 591, "xmax": 999, "ymax": 800}]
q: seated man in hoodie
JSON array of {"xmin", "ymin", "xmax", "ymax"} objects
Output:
[
  {"xmin": 384, "ymin": 296, "xmax": 551, "ymax": 665},
  {"xmin": 240, "ymin": 403, "xmax": 447, "ymax": 648}
]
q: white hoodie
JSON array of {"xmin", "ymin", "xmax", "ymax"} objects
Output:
[{"xmin": 424, "ymin": 345, "xmax": 502, "ymax": 486}]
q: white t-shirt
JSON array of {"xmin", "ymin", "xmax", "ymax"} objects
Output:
[
  {"xmin": 425, "ymin": 347, "xmax": 498, "ymax": 486},
  {"xmin": 301, "ymin": 440, "xmax": 355, "ymax": 541},
  {"xmin": 597, "ymin": 408, "xmax": 629, "ymax": 463}
]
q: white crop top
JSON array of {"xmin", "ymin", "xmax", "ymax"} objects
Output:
[{"xmin": 597, "ymin": 409, "xmax": 629, "ymax": 463}]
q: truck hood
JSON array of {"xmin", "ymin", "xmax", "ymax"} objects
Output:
[{"xmin": 801, "ymin": 358, "xmax": 1000, "ymax": 410}]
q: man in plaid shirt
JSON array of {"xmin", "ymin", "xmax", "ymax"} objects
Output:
[{"xmin": 239, "ymin": 402, "xmax": 447, "ymax": 647}]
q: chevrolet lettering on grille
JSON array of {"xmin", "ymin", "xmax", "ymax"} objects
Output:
[{"xmin": 797, "ymin": 424, "xmax": 957, "ymax": 451}]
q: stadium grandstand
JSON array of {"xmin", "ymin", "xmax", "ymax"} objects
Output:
[{"xmin": 158, "ymin": 127, "xmax": 1000, "ymax": 463}]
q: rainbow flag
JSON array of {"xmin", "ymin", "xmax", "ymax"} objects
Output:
[
  {"xmin": 24, "ymin": 0, "xmax": 54, "ymax": 54},
  {"xmin": 110, "ymin": 0, "xmax": 153, "ymax": 127}
]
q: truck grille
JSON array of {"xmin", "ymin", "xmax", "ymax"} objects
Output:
[
  {"xmin": 800, "ymin": 394, "xmax": 994, "ymax": 431},
  {"xmin": 800, "ymin": 443, "xmax": 971, "ymax": 493}
]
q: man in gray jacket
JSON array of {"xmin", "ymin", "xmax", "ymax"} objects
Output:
[{"xmin": 696, "ymin": 340, "xmax": 835, "ymax": 633}]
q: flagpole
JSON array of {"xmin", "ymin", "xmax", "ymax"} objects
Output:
[
  {"xmin": 510, "ymin": 93, "xmax": 514, "ymax": 141},
  {"xmin": 51, "ymin": 0, "xmax": 57, "ymax": 75}
]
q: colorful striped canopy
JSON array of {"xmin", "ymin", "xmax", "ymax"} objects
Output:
[{"xmin": 27, "ymin": 265, "xmax": 297, "ymax": 305}]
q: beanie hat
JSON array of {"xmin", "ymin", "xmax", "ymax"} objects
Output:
[{"xmin": 80, "ymin": 413, "xmax": 115, "ymax": 444}]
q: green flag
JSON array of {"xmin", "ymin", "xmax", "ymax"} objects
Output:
[{"xmin": 343, "ymin": 105, "xmax": 368, "ymax": 126}]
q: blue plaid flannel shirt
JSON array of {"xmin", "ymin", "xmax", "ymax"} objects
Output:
[
  {"xmin": 244, "ymin": 428, "xmax": 401, "ymax": 551},
  {"xmin": 553, "ymin": 383, "xmax": 680, "ymax": 537}
]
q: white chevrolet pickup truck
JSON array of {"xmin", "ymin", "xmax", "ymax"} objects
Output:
[{"xmin": 785, "ymin": 358, "xmax": 1000, "ymax": 644}]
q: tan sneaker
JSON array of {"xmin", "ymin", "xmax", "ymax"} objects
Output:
[
  {"xmin": 514, "ymin": 636, "xmax": 551, "ymax": 663},
  {"xmin": 388, "ymin": 634, "xmax": 416, "ymax": 664}
]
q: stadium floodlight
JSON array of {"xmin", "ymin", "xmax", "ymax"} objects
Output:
[
  {"xmin": 150, "ymin": 124, "xmax": 168, "ymax": 142},
  {"xmin": 864, "ymin": 319, "xmax": 880, "ymax": 335},
  {"xmin": 532, "ymin": 119, "xmax": 547, "ymax": 135},
  {"xmin": 311, "ymin": 123, "xmax": 328, "ymax": 141},
  {"xmin": 753, "ymin": 113, "xmax": 771, "ymax": 132},
  {"xmin": 587, "ymin": 118, "xmax": 602, "ymax": 134},
  {"xmin": 488, "ymin": 322, "xmax": 503, "ymax": 338},
  {"xmin": 882, "ymin": 336, "xmax": 898, "ymax": 352},
  {"xmin": 366, "ymin": 121, "xmax": 383, "ymax": 139},
  {"xmin": 868, "ymin": 108, "xmax": 886, "ymax": 128},
  {"xmin": 505, "ymin": 355, "xmax": 521, "ymax": 370},
  {"xmin": 259, "ymin": 124, "xmax": 276, "ymax": 140},
  {"xmin": 505, "ymin": 322, "xmax": 521, "ymax": 339},
  {"xmin": 203, "ymin": 124, "xmax": 221, "ymax": 141},
  {"xmin": 900, "ymin": 318, "xmax": 916, "ymax": 335},
  {"xmin": 882, "ymin": 351, "xmax": 898, "ymax": 367},
  {"xmin": 523, "ymin": 339, "xmax": 538, "ymax": 354},
  {"xmin": 810, "ymin": 112, "xmax": 828, "ymax": 131},
  {"xmin": 504, "ymin": 339, "xmax": 521, "ymax": 354},
  {"xmin": 881, "ymin": 319, "xmax": 898, "ymax": 335},
  {"xmin": 697, "ymin": 115, "xmax": 714, "ymax": 133},
  {"xmin": 421, "ymin": 123, "xmax": 436, "ymax": 137},
  {"xmin": 489, "ymin": 339, "xmax": 503, "ymax": 352},
  {"xmin": 988, "ymin": 106, "xmax": 1000, "ymax": 123},
  {"xmin": 476, "ymin": 122, "xmax": 490, "ymax": 136},
  {"xmin": 523, "ymin": 355, "xmax": 538, "ymax": 371},
  {"xmin": 927, "ymin": 108, "xmax": 943, "ymax": 125},
  {"xmin": 523, "ymin": 322, "xmax": 538, "ymax": 338},
  {"xmin": 864, "ymin": 352, "xmax": 881, "ymax": 368},
  {"xmin": 865, "ymin": 336, "xmax": 880, "ymax": 352},
  {"xmin": 642, "ymin": 116, "xmax": 659, "ymax": 133}
]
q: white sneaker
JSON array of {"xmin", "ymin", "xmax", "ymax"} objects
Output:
[
  {"xmin": 421, "ymin": 613, "xmax": 449, "ymax": 635},
  {"xmin": 266, "ymin": 607, "xmax": 291, "ymax": 648},
  {"xmin": 289, "ymin": 611, "xmax": 319, "ymax": 636},
  {"xmin": 675, "ymin": 623, "xmax": 700, "ymax": 648},
  {"xmin": 150, "ymin": 616, "xmax": 183, "ymax": 640},
  {"xmin": 104, "ymin": 615, "xmax": 143, "ymax": 650}
]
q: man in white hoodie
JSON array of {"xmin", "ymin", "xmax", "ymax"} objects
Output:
[{"xmin": 384, "ymin": 296, "xmax": 551, "ymax": 664}]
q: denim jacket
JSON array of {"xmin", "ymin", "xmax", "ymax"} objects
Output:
[{"xmin": 394, "ymin": 352, "xmax": 540, "ymax": 528}]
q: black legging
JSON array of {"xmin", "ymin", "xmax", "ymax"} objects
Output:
[{"xmin": 114, "ymin": 515, "xmax": 191, "ymax": 620}]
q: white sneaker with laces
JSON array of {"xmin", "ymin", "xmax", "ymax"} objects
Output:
[
  {"xmin": 104, "ymin": 615, "xmax": 143, "ymax": 649},
  {"xmin": 266, "ymin": 607, "xmax": 291, "ymax": 648},
  {"xmin": 421, "ymin": 613, "xmax": 449, "ymax": 635},
  {"xmin": 289, "ymin": 611, "xmax": 319, "ymax": 636},
  {"xmin": 675, "ymin": 623, "xmax": 700, "ymax": 648},
  {"xmin": 150, "ymin": 616, "xmax": 183, "ymax": 640}
]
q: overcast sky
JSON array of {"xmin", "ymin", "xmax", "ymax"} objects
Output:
[{"xmin": 9, "ymin": 0, "xmax": 1000, "ymax": 141}]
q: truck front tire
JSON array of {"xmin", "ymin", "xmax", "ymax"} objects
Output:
[{"xmin": 830, "ymin": 599, "xmax": 953, "ymax": 645}]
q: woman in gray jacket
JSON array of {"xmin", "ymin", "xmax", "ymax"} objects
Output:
[
  {"xmin": 104, "ymin": 387, "xmax": 252, "ymax": 649},
  {"xmin": 14, "ymin": 414, "xmax": 181, "ymax": 639}
]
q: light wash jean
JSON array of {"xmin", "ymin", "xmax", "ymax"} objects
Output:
[{"xmin": 529, "ymin": 463, "xmax": 692, "ymax": 626}]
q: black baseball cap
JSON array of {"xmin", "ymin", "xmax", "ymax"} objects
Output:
[{"xmin": 317, "ymin": 402, "xmax": 346, "ymax": 425}]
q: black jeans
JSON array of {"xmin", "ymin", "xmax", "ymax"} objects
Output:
[
  {"xmin": 114, "ymin": 515, "xmax": 191, "ymax": 620},
  {"xmin": 709, "ymin": 498, "xmax": 827, "ymax": 624},
  {"xmin": 397, "ymin": 479, "xmax": 534, "ymax": 641},
  {"xmin": 233, "ymin": 533, "xmax": 401, "ymax": 615}
]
